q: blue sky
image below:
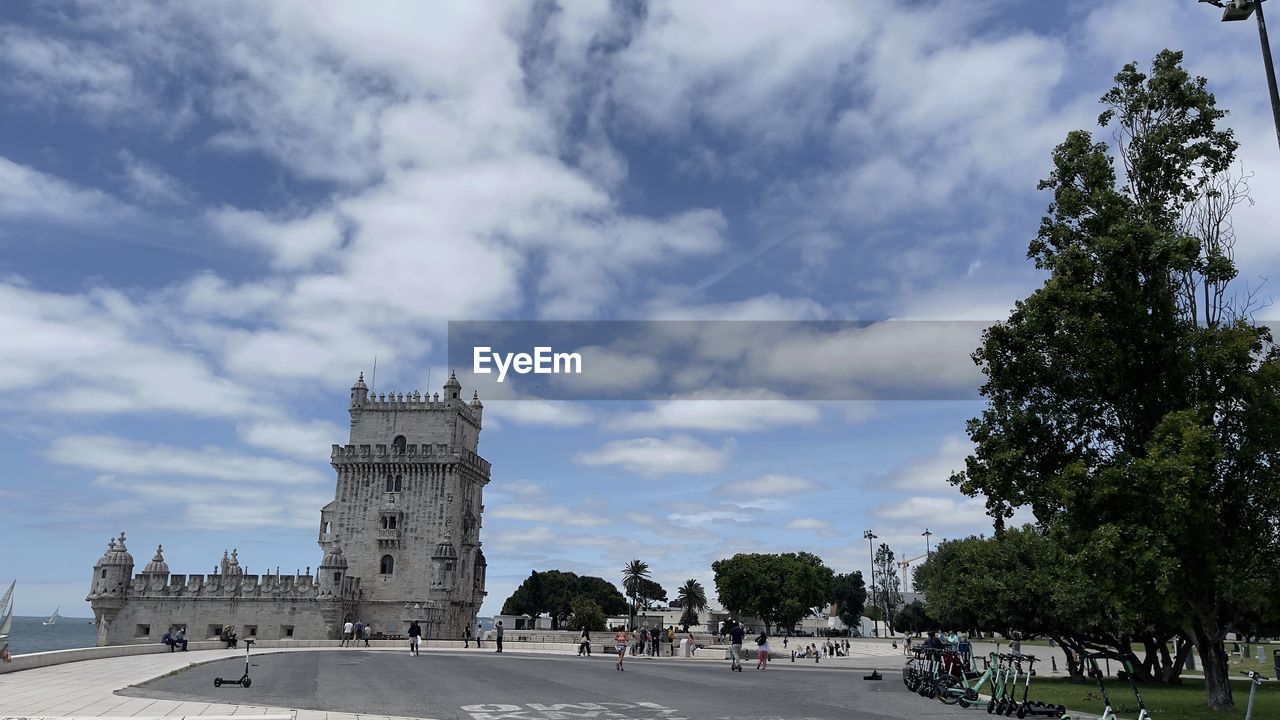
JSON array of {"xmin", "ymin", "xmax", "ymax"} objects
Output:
[{"xmin": 2, "ymin": 0, "xmax": 1279, "ymax": 618}]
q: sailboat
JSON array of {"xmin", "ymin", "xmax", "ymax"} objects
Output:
[
  {"xmin": 43, "ymin": 606, "xmax": 61, "ymax": 625},
  {"xmin": 0, "ymin": 580, "xmax": 14, "ymax": 640}
]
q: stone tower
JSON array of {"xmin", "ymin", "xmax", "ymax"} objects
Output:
[{"xmin": 320, "ymin": 370, "xmax": 490, "ymax": 638}]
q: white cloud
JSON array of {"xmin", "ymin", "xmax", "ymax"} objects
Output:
[
  {"xmin": 784, "ymin": 517, "xmax": 840, "ymax": 538},
  {"xmin": 0, "ymin": 282, "xmax": 260, "ymax": 418},
  {"xmin": 575, "ymin": 435, "xmax": 732, "ymax": 476},
  {"xmin": 0, "ymin": 156, "xmax": 133, "ymax": 227},
  {"xmin": 482, "ymin": 401, "xmax": 595, "ymax": 428},
  {"xmin": 92, "ymin": 475, "xmax": 328, "ymax": 530},
  {"xmin": 646, "ymin": 294, "xmax": 832, "ymax": 322},
  {"xmin": 885, "ymin": 435, "xmax": 973, "ymax": 492},
  {"xmin": 715, "ymin": 473, "xmax": 819, "ymax": 498},
  {"xmin": 0, "ymin": 27, "xmax": 141, "ymax": 116},
  {"xmin": 238, "ymin": 419, "xmax": 346, "ymax": 460},
  {"xmin": 874, "ymin": 495, "xmax": 990, "ymax": 529},
  {"xmin": 206, "ymin": 207, "xmax": 346, "ymax": 271},
  {"xmin": 607, "ymin": 390, "xmax": 820, "ymax": 432},
  {"xmin": 491, "ymin": 504, "xmax": 609, "ymax": 528},
  {"xmin": 117, "ymin": 149, "xmax": 190, "ymax": 206},
  {"xmin": 47, "ymin": 435, "xmax": 327, "ymax": 485}
]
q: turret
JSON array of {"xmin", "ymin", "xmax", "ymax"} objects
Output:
[
  {"xmin": 443, "ymin": 370, "xmax": 462, "ymax": 402},
  {"xmin": 350, "ymin": 372, "xmax": 369, "ymax": 408},
  {"xmin": 87, "ymin": 532, "xmax": 134, "ymax": 599},
  {"xmin": 318, "ymin": 539, "xmax": 349, "ymax": 594},
  {"xmin": 141, "ymin": 544, "xmax": 170, "ymax": 589}
]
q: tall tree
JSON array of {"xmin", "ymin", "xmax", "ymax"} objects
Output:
[
  {"xmin": 872, "ymin": 544, "xmax": 902, "ymax": 635},
  {"xmin": 712, "ymin": 552, "xmax": 835, "ymax": 633},
  {"xmin": 953, "ymin": 50, "xmax": 1280, "ymax": 711},
  {"xmin": 621, "ymin": 559, "xmax": 650, "ymax": 624},
  {"xmin": 502, "ymin": 570, "xmax": 628, "ymax": 629},
  {"xmin": 831, "ymin": 572, "xmax": 867, "ymax": 632},
  {"xmin": 635, "ymin": 577, "xmax": 668, "ymax": 610},
  {"xmin": 675, "ymin": 579, "xmax": 708, "ymax": 630},
  {"xmin": 567, "ymin": 596, "xmax": 606, "ymax": 632}
]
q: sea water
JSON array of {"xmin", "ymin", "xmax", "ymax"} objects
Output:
[{"xmin": 4, "ymin": 616, "xmax": 99, "ymax": 655}]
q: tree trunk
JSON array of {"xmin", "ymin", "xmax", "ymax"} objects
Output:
[{"xmin": 1191, "ymin": 616, "xmax": 1234, "ymax": 710}]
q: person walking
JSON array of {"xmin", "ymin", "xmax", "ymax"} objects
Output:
[
  {"xmin": 755, "ymin": 630, "xmax": 770, "ymax": 670},
  {"xmin": 728, "ymin": 621, "xmax": 744, "ymax": 672},
  {"xmin": 579, "ymin": 627, "xmax": 592, "ymax": 657},
  {"xmin": 341, "ymin": 619, "xmax": 354, "ymax": 647},
  {"xmin": 354, "ymin": 619, "xmax": 364, "ymax": 647},
  {"xmin": 475, "ymin": 622, "xmax": 484, "ymax": 649},
  {"xmin": 494, "ymin": 620, "xmax": 504, "ymax": 652},
  {"xmin": 363, "ymin": 622, "xmax": 373, "ymax": 647},
  {"xmin": 615, "ymin": 627, "xmax": 628, "ymax": 671},
  {"xmin": 408, "ymin": 621, "xmax": 422, "ymax": 656},
  {"xmin": 667, "ymin": 626, "xmax": 675, "ymax": 656},
  {"xmin": 464, "ymin": 623, "xmax": 472, "ymax": 648}
]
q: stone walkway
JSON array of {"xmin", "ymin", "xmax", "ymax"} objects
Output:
[{"xmin": 0, "ymin": 641, "xmax": 908, "ymax": 720}]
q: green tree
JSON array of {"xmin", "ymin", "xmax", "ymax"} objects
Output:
[
  {"xmin": 712, "ymin": 552, "xmax": 835, "ymax": 633},
  {"xmin": 567, "ymin": 596, "xmax": 606, "ymax": 632},
  {"xmin": 912, "ymin": 529, "xmax": 1186, "ymax": 683},
  {"xmin": 675, "ymin": 579, "xmax": 708, "ymax": 630},
  {"xmin": 575, "ymin": 575, "xmax": 629, "ymax": 617},
  {"xmin": 502, "ymin": 570, "xmax": 628, "ymax": 630},
  {"xmin": 872, "ymin": 544, "xmax": 902, "ymax": 635},
  {"xmin": 953, "ymin": 50, "xmax": 1280, "ymax": 710},
  {"xmin": 831, "ymin": 572, "xmax": 867, "ymax": 631},
  {"xmin": 634, "ymin": 577, "xmax": 668, "ymax": 610},
  {"xmin": 621, "ymin": 559, "xmax": 650, "ymax": 623},
  {"xmin": 894, "ymin": 600, "xmax": 936, "ymax": 636}
]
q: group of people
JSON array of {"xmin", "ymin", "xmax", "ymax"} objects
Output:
[
  {"xmin": 340, "ymin": 619, "xmax": 374, "ymax": 647},
  {"xmin": 161, "ymin": 626, "xmax": 188, "ymax": 651},
  {"xmin": 607, "ymin": 626, "xmax": 698, "ymax": 670},
  {"xmin": 791, "ymin": 638, "xmax": 848, "ymax": 661}
]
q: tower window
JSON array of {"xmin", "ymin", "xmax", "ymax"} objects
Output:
[
  {"xmin": 394, "ymin": 475, "xmax": 403, "ymax": 492},
  {"xmin": 333, "ymin": 572, "xmax": 342, "ymax": 582},
  {"xmin": 385, "ymin": 477, "xmax": 394, "ymax": 492},
  {"xmin": 393, "ymin": 435, "xmax": 406, "ymax": 453},
  {"xmin": 380, "ymin": 555, "xmax": 395, "ymax": 574}
]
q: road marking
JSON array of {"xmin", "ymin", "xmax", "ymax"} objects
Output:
[{"xmin": 460, "ymin": 702, "xmax": 687, "ymax": 720}]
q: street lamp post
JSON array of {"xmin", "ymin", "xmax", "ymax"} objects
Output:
[
  {"xmin": 863, "ymin": 530, "xmax": 878, "ymax": 637},
  {"xmin": 1202, "ymin": 0, "xmax": 1280, "ymax": 151},
  {"xmin": 922, "ymin": 528, "xmax": 933, "ymax": 556}
]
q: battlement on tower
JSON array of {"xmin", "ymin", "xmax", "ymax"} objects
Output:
[{"xmin": 329, "ymin": 443, "xmax": 491, "ymax": 476}]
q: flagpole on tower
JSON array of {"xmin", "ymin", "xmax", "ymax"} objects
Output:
[{"xmin": 371, "ymin": 356, "xmax": 377, "ymax": 394}]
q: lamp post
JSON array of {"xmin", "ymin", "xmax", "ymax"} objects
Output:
[
  {"xmin": 1201, "ymin": 0, "xmax": 1280, "ymax": 151},
  {"xmin": 863, "ymin": 530, "xmax": 878, "ymax": 637},
  {"xmin": 922, "ymin": 528, "xmax": 933, "ymax": 556}
]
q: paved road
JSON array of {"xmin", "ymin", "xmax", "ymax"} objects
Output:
[{"xmin": 122, "ymin": 650, "xmax": 969, "ymax": 720}]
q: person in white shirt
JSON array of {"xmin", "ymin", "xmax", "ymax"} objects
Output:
[{"xmin": 341, "ymin": 620, "xmax": 354, "ymax": 647}]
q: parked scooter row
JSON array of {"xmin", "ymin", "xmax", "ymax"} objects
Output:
[{"xmin": 903, "ymin": 648, "xmax": 1067, "ymax": 718}]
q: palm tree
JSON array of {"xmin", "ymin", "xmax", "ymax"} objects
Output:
[
  {"xmin": 621, "ymin": 559, "xmax": 650, "ymax": 624},
  {"xmin": 675, "ymin": 579, "xmax": 707, "ymax": 630}
]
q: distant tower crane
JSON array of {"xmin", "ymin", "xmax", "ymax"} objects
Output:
[{"xmin": 898, "ymin": 553, "xmax": 928, "ymax": 592}]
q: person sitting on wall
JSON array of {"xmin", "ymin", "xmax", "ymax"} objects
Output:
[
  {"xmin": 220, "ymin": 625, "xmax": 238, "ymax": 648},
  {"xmin": 174, "ymin": 626, "xmax": 188, "ymax": 651},
  {"xmin": 162, "ymin": 628, "xmax": 177, "ymax": 651}
]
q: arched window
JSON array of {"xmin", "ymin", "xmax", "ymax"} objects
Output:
[
  {"xmin": 380, "ymin": 517, "xmax": 388, "ymax": 529},
  {"xmin": 393, "ymin": 475, "xmax": 403, "ymax": 492},
  {"xmin": 388, "ymin": 516, "xmax": 397, "ymax": 529},
  {"xmin": 380, "ymin": 555, "xmax": 395, "ymax": 574},
  {"xmin": 392, "ymin": 435, "xmax": 406, "ymax": 454},
  {"xmin": 385, "ymin": 477, "xmax": 393, "ymax": 492}
]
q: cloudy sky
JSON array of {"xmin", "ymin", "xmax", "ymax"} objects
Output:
[{"xmin": 2, "ymin": 0, "xmax": 1278, "ymax": 618}]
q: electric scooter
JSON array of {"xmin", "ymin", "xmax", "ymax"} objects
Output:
[
  {"xmin": 1011, "ymin": 655, "xmax": 1066, "ymax": 718},
  {"xmin": 1241, "ymin": 671, "xmax": 1269, "ymax": 720},
  {"xmin": 214, "ymin": 638, "xmax": 255, "ymax": 687},
  {"xmin": 1085, "ymin": 653, "xmax": 1149, "ymax": 720}
]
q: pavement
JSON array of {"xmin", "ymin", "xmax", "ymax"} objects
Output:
[{"xmin": 0, "ymin": 641, "xmax": 957, "ymax": 720}]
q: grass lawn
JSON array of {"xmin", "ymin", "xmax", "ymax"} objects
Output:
[{"xmin": 1026, "ymin": 677, "xmax": 1277, "ymax": 719}]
